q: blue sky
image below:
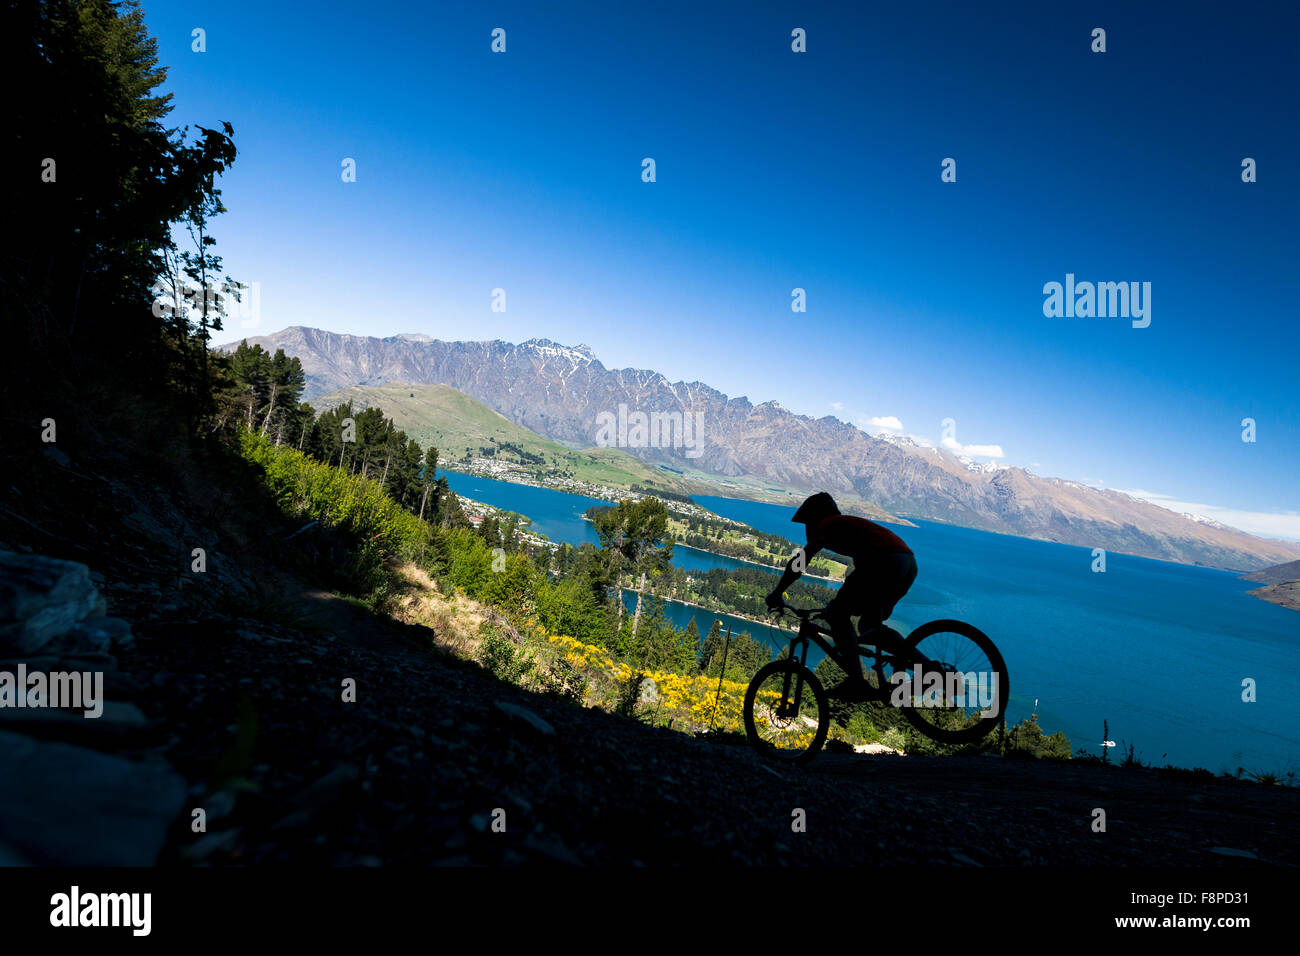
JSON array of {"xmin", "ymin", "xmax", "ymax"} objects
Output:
[{"xmin": 142, "ymin": 0, "xmax": 1299, "ymax": 538}]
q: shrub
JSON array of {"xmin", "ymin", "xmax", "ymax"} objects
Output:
[
  {"xmin": 237, "ymin": 430, "xmax": 429, "ymax": 592},
  {"xmin": 1005, "ymin": 713, "xmax": 1073, "ymax": 761},
  {"xmin": 476, "ymin": 626, "xmax": 528, "ymax": 684},
  {"xmin": 845, "ymin": 710, "xmax": 875, "ymax": 742}
]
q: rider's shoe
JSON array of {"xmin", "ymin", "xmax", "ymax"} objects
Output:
[{"xmin": 826, "ymin": 676, "xmax": 872, "ymax": 702}]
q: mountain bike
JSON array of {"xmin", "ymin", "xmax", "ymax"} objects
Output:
[{"xmin": 742, "ymin": 600, "xmax": 1010, "ymax": 764}]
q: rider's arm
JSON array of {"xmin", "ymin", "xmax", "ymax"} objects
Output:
[{"xmin": 771, "ymin": 541, "xmax": 824, "ymax": 598}]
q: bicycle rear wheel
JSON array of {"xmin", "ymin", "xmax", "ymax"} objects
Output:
[
  {"xmin": 887, "ymin": 620, "xmax": 1009, "ymax": 744},
  {"xmin": 743, "ymin": 659, "xmax": 829, "ymax": 764}
]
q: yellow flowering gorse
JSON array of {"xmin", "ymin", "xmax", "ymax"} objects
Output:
[{"xmin": 546, "ymin": 632, "xmax": 764, "ymax": 734}]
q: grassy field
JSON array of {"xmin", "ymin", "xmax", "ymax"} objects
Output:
[
  {"xmin": 315, "ymin": 383, "xmax": 695, "ymax": 493},
  {"xmin": 314, "ymin": 384, "xmax": 910, "ymax": 531}
]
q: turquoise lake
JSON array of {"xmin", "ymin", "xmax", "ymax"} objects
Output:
[{"xmin": 442, "ymin": 471, "xmax": 1300, "ymax": 773}]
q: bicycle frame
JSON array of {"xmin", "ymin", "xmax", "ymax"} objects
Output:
[
  {"xmin": 752, "ymin": 603, "xmax": 1009, "ymax": 755},
  {"xmin": 776, "ymin": 616, "xmax": 869, "ymax": 714},
  {"xmin": 789, "ymin": 619, "xmax": 835, "ymax": 671},
  {"xmin": 773, "ymin": 609, "xmax": 930, "ymax": 711}
]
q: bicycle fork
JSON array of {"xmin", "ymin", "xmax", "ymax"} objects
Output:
[{"xmin": 779, "ymin": 636, "xmax": 812, "ymax": 717}]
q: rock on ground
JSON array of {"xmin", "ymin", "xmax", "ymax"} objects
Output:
[
  {"xmin": 0, "ymin": 551, "xmax": 106, "ymax": 654},
  {"xmin": 0, "ymin": 730, "xmax": 186, "ymax": 865}
]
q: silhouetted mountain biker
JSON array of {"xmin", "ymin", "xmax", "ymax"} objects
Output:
[{"xmin": 765, "ymin": 492, "xmax": 918, "ymax": 701}]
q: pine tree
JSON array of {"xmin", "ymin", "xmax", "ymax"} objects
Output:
[
  {"xmin": 593, "ymin": 498, "xmax": 674, "ymax": 638},
  {"xmin": 5, "ymin": 0, "xmax": 237, "ymax": 419},
  {"xmin": 699, "ymin": 619, "xmax": 724, "ymax": 672}
]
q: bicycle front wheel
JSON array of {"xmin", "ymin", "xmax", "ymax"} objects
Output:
[
  {"xmin": 743, "ymin": 659, "xmax": 829, "ymax": 764},
  {"xmin": 891, "ymin": 620, "xmax": 1009, "ymax": 744}
]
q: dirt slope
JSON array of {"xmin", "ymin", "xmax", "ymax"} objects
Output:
[
  {"xmin": 128, "ymin": 593, "xmax": 1298, "ymax": 867},
  {"xmin": 4, "ymin": 438, "xmax": 1295, "ymax": 868}
]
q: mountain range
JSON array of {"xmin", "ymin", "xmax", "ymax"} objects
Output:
[{"xmin": 221, "ymin": 327, "xmax": 1300, "ymax": 571}]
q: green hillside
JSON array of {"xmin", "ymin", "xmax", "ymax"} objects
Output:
[{"xmin": 315, "ymin": 383, "xmax": 693, "ymax": 493}]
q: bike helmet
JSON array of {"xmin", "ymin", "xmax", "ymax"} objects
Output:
[{"xmin": 792, "ymin": 492, "xmax": 839, "ymax": 525}]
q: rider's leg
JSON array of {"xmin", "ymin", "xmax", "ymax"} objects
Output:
[
  {"xmin": 829, "ymin": 616, "xmax": 864, "ymax": 680},
  {"xmin": 827, "ymin": 554, "xmax": 917, "ymax": 690},
  {"xmin": 825, "ymin": 572, "xmax": 867, "ymax": 681},
  {"xmin": 851, "ymin": 552, "xmax": 917, "ymax": 651},
  {"xmin": 860, "ymin": 552, "xmax": 917, "ymax": 655}
]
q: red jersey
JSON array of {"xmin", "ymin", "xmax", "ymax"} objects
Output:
[{"xmin": 805, "ymin": 514, "xmax": 912, "ymax": 559}]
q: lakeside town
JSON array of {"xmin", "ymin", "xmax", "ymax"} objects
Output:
[{"xmin": 446, "ymin": 452, "xmax": 737, "ymax": 523}]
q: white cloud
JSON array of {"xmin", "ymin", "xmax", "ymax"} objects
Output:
[
  {"xmin": 940, "ymin": 436, "xmax": 1005, "ymax": 459},
  {"xmin": 830, "ymin": 401, "xmax": 844, "ymax": 411},
  {"xmin": 857, "ymin": 415, "xmax": 903, "ymax": 434},
  {"xmin": 1115, "ymin": 488, "xmax": 1300, "ymax": 542},
  {"xmin": 854, "ymin": 415, "xmax": 1001, "ymax": 458}
]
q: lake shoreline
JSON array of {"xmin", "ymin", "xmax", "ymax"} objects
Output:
[
  {"xmin": 672, "ymin": 542, "xmax": 842, "ymax": 585},
  {"xmin": 621, "ymin": 586, "xmax": 796, "ymax": 638}
]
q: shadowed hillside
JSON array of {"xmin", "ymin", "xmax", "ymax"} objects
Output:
[{"xmin": 3, "ymin": 434, "xmax": 1296, "ymax": 867}]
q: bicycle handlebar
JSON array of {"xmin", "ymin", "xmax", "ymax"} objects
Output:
[{"xmin": 769, "ymin": 599, "xmax": 827, "ymax": 621}]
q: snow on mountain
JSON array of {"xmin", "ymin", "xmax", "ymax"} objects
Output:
[
  {"xmin": 520, "ymin": 339, "xmax": 596, "ymax": 365},
  {"xmin": 1183, "ymin": 513, "xmax": 1235, "ymax": 532},
  {"xmin": 958, "ymin": 455, "xmax": 1008, "ymax": 474}
]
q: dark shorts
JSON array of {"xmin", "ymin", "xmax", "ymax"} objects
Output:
[{"xmin": 825, "ymin": 551, "xmax": 918, "ymax": 628}]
